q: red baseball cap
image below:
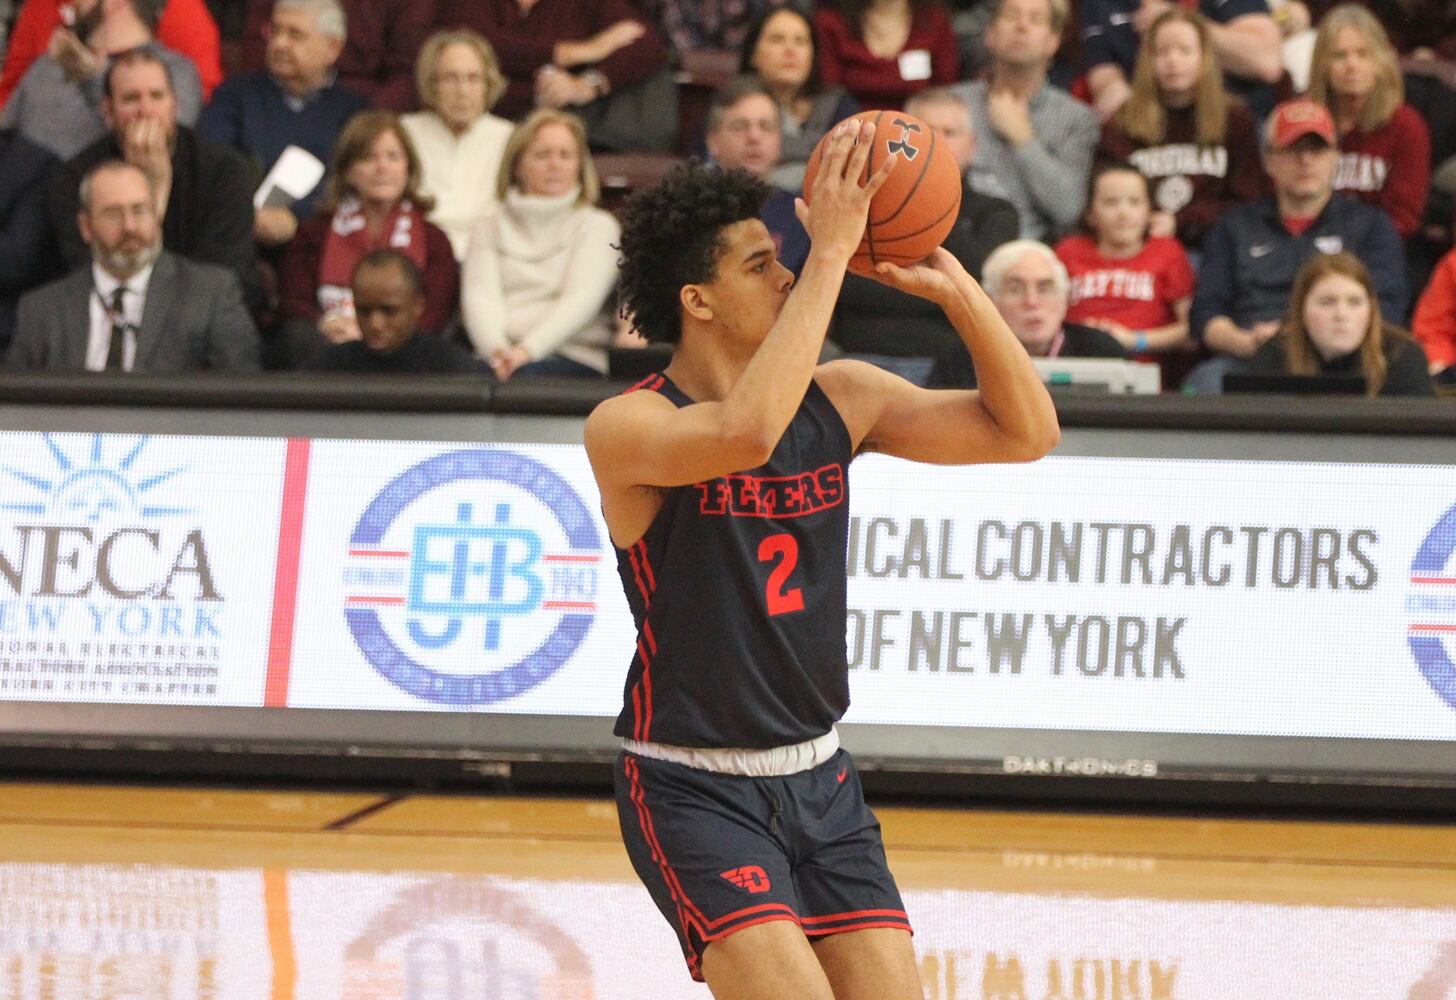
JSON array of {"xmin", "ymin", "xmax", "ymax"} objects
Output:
[{"xmin": 1267, "ymin": 99, "xmax": 1336, "ymax": 150}]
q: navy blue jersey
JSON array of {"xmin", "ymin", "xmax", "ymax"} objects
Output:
[{"xmin": 612, "ymin": 373, "xmax": 854, "ymax": 749}]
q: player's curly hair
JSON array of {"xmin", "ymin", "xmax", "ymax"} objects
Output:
[{"xmin": 616, "ymin": 162, "xmax": 770, "ymax": 345}]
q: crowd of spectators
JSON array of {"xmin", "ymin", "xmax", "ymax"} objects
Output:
[{"xmin": 0, "ymin": 0, "xmax": 1454, "ymax": 397}]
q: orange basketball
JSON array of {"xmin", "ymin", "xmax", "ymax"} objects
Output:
[{"xmin": 802, "ymin": 109, "xmax": 963, "ymax": 269}]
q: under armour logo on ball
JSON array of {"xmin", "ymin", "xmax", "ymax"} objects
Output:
[{"xmin": 888, "ymin": 118, "xmax": 922, "ymax": 160}]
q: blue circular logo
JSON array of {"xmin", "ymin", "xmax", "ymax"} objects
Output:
[
  {"xmin": 1407, "ymin": 501, "xmax": 1456, "ymax": 710},
  {"xmin": 343, "ymin": 448, "xmax": 601, "ymax": 706}
]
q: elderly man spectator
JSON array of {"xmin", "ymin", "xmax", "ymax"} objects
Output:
[
  {"xmin": 241, "ymin": 0, "xmax": 434, "ymax": 111},
  {"xmin": 9, "ymin": 161, "xmax": 258, "ymax": 372},
  {"xmin": 831, "ymin": 86, "xmax": 1019, "ymax": 386},
  {"xmin": 402, "ymin": 30, "xmax": 514, "ymax": 259},
  {"xmin": 984, "ymin": 239, "xmax": 1127, "ymax": 366},
  {"xmin": 951, "ymin": 0, "xmax": 1098, "ymax": 243},
  {"xmin": 0, "ymin": 129, "xmax": 60, "ymax": 356},
  {"xmin": 705, "ymin": 75, "xmax": 809, "ymax": 273},
  {"xmin": 1188, "ymin": 98, "xmax": 1407, "ymax": 392},
  {"xmin": 438, "ymin": 0, "xmax": 676, "ymax": 152},
  {"xmin": 0, "ymin": 0, "xmax": 201, "ymax": 160},
  {"xmin": 310, "ymin": 250, "xmax": 486, "ymax": 373},
  {"xmin": 50, "ymin": 49, "xmax": 259, "ymax": 313},
  {"xmin": 1082, "ymin": 0, "xmax": 1283, "ymax": 122},
  {"xmin": 198, "ymin": 0, "xmax": 368, "ymax": 249}
]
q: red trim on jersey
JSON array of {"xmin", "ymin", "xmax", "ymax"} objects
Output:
[
  {"xmin": 803, "ymin": 919, "xmax": 914, "ymax": 938},
  {"xmin": 624, "ymin": 373, "xmax": 667, "ymax": 394},
  {"xmin": 635, "ymin": 538, "xmax": 658, "ymax": 592},
  {"xmin": 627, "ymin": 544, "xmax": 652, "ymax": 609},
  {"xmin": 636, "ymin": 636, "xmax": 654, "ymax": 740},
  {"xmin": 643, "ymin": 619, "xmax": 658, "ymax": 655},
  {"xmin": 800, "ymin": 909, "xmax": 910, "ymax": 924},
  {"xmin": 630, "ymin": 683, "xmax": 645, "ymax": 741}
]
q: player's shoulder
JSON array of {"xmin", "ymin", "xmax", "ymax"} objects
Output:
[{"xmin": 585, "ymin": 381, "xmax": 678, "ymax": 445}]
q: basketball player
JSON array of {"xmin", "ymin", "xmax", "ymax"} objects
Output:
[{"xmin": 585, "ymin": 120, "xmax": 1060, "ymax": 999}]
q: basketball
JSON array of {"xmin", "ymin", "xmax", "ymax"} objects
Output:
[{"xmin": 802, "ymin": 109, "xmax": 963, "ymax": 268}]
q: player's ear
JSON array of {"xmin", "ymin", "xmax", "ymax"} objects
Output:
[{"xmin": 680, "ymin": 283, "xmax": 714, "ymax": 323}]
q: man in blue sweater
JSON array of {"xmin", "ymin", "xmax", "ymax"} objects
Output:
[
  {"xmin": 197, "ymin": 0, "xmax": 367, "ymax": 249},
  {"xmin": 1187, "ymin": 99, "xmax": 1406, "ymax": 392}
]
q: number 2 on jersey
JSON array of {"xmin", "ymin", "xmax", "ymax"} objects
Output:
[{"xmin": 758, "ymin": 533, "xmax": 805, "ymax": 616}]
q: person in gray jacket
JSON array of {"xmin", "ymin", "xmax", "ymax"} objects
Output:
[
  {"xmin": 0, "ymin": 0, "xmax": 201, "ymax": 159},
  {"xmin": 8, "ymin": 160, "xmax": 259, "ymax": 373}
]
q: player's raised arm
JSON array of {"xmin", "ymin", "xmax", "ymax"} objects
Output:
[
  {"xmin": 586, "ymin": 122, "xmax": 895, "ymax": 493},
  {"xmin": 818, "ymin": 248, "xmax": 1060, "ymax": 466}
]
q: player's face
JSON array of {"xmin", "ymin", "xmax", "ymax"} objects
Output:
[
  {"xmin": 1152, "ymin": 20, "xmax": 1201, "ymax": 99},
  {"xmin": 706, "ymin": 95, "xmax": 782, "ymax": 179},
  {"xmin": 1302, "ymin": 272, "xmax": 1371, "ymax": 362},
  {"xmin": 910, "ymin": 99, "xmax": 975, "ymax": 172},
  {"xmin": 1088, "ymin": 169, "xmax": 1149, "ymax": 252},
  {"xmin": 1328, "ymin": 26, "xmax": 1379, "ymax": 100},
  {"xmin": 697, "ymin": 219, "xmax": 794, "ymax": 343},
  {"xmin": 751, "ymin": 11, "xmax": 814, "ymax": 92},
  {"xmin": 993, "ymin": 250, "xmax": 1067, "ymax": 353}
]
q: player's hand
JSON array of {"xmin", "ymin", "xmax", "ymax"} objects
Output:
[
  {"xmin": 795, "ymin": 119, "xmax": 896, "ymax": 265},
  {"xmin": 863, "ymin": 247, "xmax": 965, "ymax": 306}
]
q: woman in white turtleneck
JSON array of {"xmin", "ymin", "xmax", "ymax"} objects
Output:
[
  {"xmin": 462, "ymin": 110, "xmax": 621, "ymax": 380},
  {"xmin": 402, "ymin": 30, "xmax": 515, "ymax": 260}
]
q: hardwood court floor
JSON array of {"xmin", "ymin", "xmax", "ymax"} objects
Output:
[{"xmin": 0, "ymin": 782, "xmax": 1453, "ymax": 999}]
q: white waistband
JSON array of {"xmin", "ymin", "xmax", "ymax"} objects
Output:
[{"xmin": 622, "ymin": 727, "xmax": 840, "ymax": 777}]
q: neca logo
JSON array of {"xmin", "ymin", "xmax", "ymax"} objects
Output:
[{"xmin": 0, "ymin": 434, "xmax": 217, "ymax": 601}]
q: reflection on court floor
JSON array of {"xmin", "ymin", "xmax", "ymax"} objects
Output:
[{"xmin": 0, "ymin": 785, "xmax": 1453, "ymax": 999}]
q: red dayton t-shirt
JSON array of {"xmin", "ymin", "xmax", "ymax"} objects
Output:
[{"xmin": 1053, "ymin": 235, "xmax": 1195, "ymax": 329}]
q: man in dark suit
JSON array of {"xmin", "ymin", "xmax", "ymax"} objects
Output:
[
  {"xmin": 48, "ymin": 48, "xmax": 260, "ymax": 312},
  {"xmin": 0, "ymin": 128, "xmax": 60, "ymax": 357},
  {"xmin": 9, "ymin": 160, "xmax": 259, "ymax": 372}
]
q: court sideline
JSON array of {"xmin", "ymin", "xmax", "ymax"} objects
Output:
[{"xmin": 0, "ymin": 782, "xmax": 1453, "ymax": 998}]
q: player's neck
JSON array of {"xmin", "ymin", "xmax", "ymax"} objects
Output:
[{"xmin": 664, "ymin": 327, "xmax": 758, "ymax": 402}]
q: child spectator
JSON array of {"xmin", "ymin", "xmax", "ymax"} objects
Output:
[
  {"xmin": 1098, "ymin": 8, "xmax": 1264, "ymax": 251},
  {"xmin": 1055, "ymin": 160, "xmax": 1194, "ymax": 378}
]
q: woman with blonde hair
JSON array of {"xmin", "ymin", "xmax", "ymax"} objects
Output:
[
  {"xmin": 1306, "ymin": 4, "xmax": 1430, "ymax": 238},
  {"xmin": 1098, "ymin": 8, "xmax": 1264, "ymax": 250},
  {"xmin": 277, "ymin": 111, "xmax": 459, "ymax": 366},
  {"xmin": 462, "ymin": 110, "xmax": 620, "ymax": 381},
  {"xmin": 402, "ymin": 30, "xmax": 514, "ymax": 259},
  {"xmin": 1243, "ymin": 251, "xmax": 1433, "ymax": 395}
]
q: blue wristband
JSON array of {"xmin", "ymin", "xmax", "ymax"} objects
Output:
[{"xmin": 1133, "ymin": 331, "xmax": 1148, "ymax": 352}]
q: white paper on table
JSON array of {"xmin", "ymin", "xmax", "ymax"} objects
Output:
[{"xmin": 253, "ymin": 145, "xmax": 327, "ymax": 210}]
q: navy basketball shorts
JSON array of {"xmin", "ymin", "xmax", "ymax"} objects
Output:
[{"xmin": 614, "ymin": 747, "xmax": 912, "ymax": 982}]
